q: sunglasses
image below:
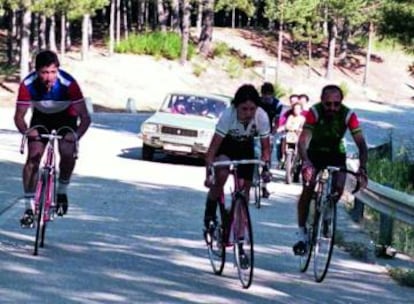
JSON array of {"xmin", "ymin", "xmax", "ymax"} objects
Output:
[{"xmin": 324, "ymin": 101, "xmax": 341, "ymax": 107}]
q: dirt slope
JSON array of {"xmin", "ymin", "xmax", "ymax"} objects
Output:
[{"xmin": 1, "ymin": 28, "xmax": 413, "ymax": 111}]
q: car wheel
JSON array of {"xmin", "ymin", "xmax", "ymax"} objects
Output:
[{"xmin": 142, "ymin": 144, "xmax": 154, "ymax": 161}]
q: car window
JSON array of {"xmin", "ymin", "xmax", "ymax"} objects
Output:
[{"xmin": 160, "ymin": 94, "xmax": 228, "ymax": 118}]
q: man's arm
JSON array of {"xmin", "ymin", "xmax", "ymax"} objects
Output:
[
  {"xmin": 205, "ymin": 133, "xmax": 223, "ymax": 166},
  {"xmin": 352, "ymin": 132, "xmax": 368, "ymax": 169},
  {"xmin": 72, "ymin": 101, "xmax": 91, "ymax": 139},
  {"xmin": 14, "ymin": 105, "xmax": 29, "ymax": 134},
  {"xmin": 298, "ymin": 128, "xmax": 312, "ymax": 164},
  {"xmin": 259, "ymin": 136, "xmax": 271, "ymax": 163}
]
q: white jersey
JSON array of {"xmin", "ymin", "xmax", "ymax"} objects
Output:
[{"xmin": 216, "ymin": 106, "xmax": 270, "ymax": 141}]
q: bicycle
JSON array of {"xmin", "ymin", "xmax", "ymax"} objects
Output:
[
  {"xmin": 20, "ymin": 125, "xmax": 78, "ymax": 256},
  {"xmin": 299, "ymin": 166, "xmax": 360, "ymax": 282},
  {"xmin": 204, "ymin": 159, "xmax": 265, "ymax": 289}
]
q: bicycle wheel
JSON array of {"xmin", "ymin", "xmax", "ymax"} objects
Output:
[
  {"xmin": 232, "ymin": 195, "xmax": 254, "ymax": 289},
  {"xmin": 253, "ymin": 165, "xmax": 261, "ymax": 208},
  {"xmin": 207, "ymin": 201, "xmax": 226, "ymax": 275},
  {"xmin": 299, "ymin": 196, "xmax": 318, "ymax": 272},
  {"xmin": 313, "ymin": 198, "xmax": 336, "ymax": 282},
  {"xmin": 34, "ymin": 170, "xmax": 48, "ymax": 255}
]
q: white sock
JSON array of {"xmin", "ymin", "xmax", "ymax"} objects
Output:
[{"xmin": 24, "ymin": 193, "xmax": 35, "ymax": 210}]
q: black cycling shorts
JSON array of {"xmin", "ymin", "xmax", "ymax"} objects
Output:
[
  {"xmin": 216, "ymin": 137, "xmax": 255, "ymax": 181},
  {"xmin": 30, "ymin": 109, "xmax": 78, "ymax": 144},
  {"xmin": 308, "ymin": 150, "xmax": 346, "ymax": 171}
]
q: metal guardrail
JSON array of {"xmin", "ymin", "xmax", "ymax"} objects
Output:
[
  {"xmin": 355, "ymin": 180, "xmax": 414, "ymax": 226},
  {"xmin": 347, "ymin": 158, "xmax": 414, "ymax": 252}
]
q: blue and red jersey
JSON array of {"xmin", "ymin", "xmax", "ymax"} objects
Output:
[{"xmin": 16, "ymin": 69, "xmax": 84, "ymax": 116}]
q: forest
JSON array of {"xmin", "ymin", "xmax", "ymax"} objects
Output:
[{"xmin": 0, "ymin": 0, "xmax": 413, "ymax": 81}]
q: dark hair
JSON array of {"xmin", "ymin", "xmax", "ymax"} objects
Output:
[
  {"xmin": 298, "ymin": 94, "xmax": 309, "ymax": 102},
  {"xmin": 260, "ymin": 82, "xmax": 274, "ymax": 95},
  {"xmin": 232, "ymin": 84, "xmax": 261, "ymax": 107},
  {"xmin": 35, "ymin": 50, "xmax": 60, "ymax": 71},
  {"xmin": 321, "ymin": 85, "xmax": 343, "ymax": 100},
  {"xmin": 289, "ymin": 94, "xmax": 299, "ymax": 101}
]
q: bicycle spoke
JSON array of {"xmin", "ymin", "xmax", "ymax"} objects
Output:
[
  {"xmin": 233, "ymin": 197, "xmax": 254, "ymax": 289},
  {"xmin": 299, "ymin": 198, "xmax": 317, "ymax": 272},
  {"xmin": 207, "ymin": 203, "xmax": 226, "ymax": 275},
  {"xmin": 313, "ymin": 200, "xmax": 336, "ymax": 282}
]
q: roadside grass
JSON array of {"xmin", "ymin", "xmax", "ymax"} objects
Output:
[{"xmin": 341, "ymin": 153, "xmax": 414, "ymax": 286}]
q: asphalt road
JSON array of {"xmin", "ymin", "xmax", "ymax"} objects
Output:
[{"xmin": 0, "ymin": 107, "xmax": 413, "ymax": 303}]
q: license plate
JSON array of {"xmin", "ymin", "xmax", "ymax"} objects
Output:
[{"xmin": 164, "ymin": 144, "xmax": 192, "ymax": 153}]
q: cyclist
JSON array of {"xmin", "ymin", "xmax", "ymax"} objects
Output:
[
  {"xmin": 14, "ymin": 50, "xmax": 91, "ymax": 227},
  {"xmin": 203, "ymin": 84, "xmax": 271, "ymax": 239},
  {"xmin": 298, "ymin": 93, "xmax": 310, "ymax": 115},
  {"xmin": 293, "ymin": 84, "xmax": 368, "ymax": 255},
  {"xmin": 277, "ymin": 102, "xmax": 305, "ymax": 160},
  {"xmin": 277, "ymin": 94, "xmax": 300, "ymax": 167},
  {"xmin": 258, "ymin": 82, "xmax": 283, "ymax": 198}
]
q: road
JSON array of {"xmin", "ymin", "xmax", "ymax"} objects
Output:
[{"xmin": 0, "ymin": 106, "xmax": 413, "ymax": 303}]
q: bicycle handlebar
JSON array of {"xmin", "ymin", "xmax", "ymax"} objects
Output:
[
  {"xmin": 20, "ymin": 125, "xmax": 79, "ymax": 158},
  {"xmin": 325, "ymin": 166, "xmax": 361, "ymax": 194},
  {"xmin": 208, "ymin": 159, "xmax": 266, "ymax": 185}
]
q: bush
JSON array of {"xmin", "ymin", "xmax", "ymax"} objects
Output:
[
  {"xmin": 388, "ymin": 267, "xmax": 414, "ymax": 287},
  {"xmin": 114, "ymin": 31, "xmax": 195, "ymax": 61},
  {"xmin": 225, "ymin": 57, "xmax": 243, "ymax": 79},
  {"xmin": 213, "ymin": 41, "xmax": 231, "ymax": 57}
]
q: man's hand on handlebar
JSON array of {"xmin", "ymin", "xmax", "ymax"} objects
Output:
[
  {"xmin": 204, "ymin": 165, "xmax": 214, "ymax": 188},
  {"xmin": 357, "ymin": 166, "xmax": 368, "ymax": 190},
  {"xmin": 301, "ymin": 160, "xmax": 314, "ymax": 184}
]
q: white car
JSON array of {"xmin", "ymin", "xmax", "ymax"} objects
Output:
[{"xmin": 140, "ymin": 92, "xmax": 231, "ymax": 161}]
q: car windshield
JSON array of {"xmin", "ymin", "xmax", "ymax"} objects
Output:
[{"xmin": 160, "ymin": 94, "xmax": 228, "ymax": 118}]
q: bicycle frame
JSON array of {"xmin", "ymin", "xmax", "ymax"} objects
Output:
[
  {"xmin": 20, "ymin": 125, "xmax": 78, "ymax": 255},
  {"xmin": 300, "ymin": 165, "xmax": 360, "ymax": 282},
  {"xmin": 208, "ymin": 159, "xmax": 265, "ymax": 289}
]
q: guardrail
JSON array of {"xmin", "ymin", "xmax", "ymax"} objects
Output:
[{"xmin": 350, "ymin": 180, "xmax": 414, "ymax": 252}]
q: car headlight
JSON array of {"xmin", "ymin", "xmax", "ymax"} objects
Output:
[
  {"xmin": 199, "ymin": 129, "xmax": 213, "ymax": 139},
  {"xmin": 142, "ymin": 123, "xmax": 158, "ymax": 134}
]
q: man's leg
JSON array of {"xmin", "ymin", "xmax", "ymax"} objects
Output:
[
  {"xmin": 204, "ymin": 156, "xmax": 230, "ymax": 229},
  {"xmin": 293, "ymin": 183, "xmax": 315, "ymax": 255},
  {"xmin": 21, "ymin": 140, "xmax": 45, "ymax": 226},
  {"xmin": 57, "ymin": 139, "xmax": 77, "ymax": 214}
]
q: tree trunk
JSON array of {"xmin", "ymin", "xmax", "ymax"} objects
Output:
[
  {"xmin": 109, "ymin": 0, "xmax": 115, "ymax": 55},
  {"xmin": 363, "ymin": 21, "xmax": 374, "ymax": 86},
  {"xmin": 276, "ymin": 3, "xmax": 284, "ymax": 83},
  {"xmin": 307, "ymin": 37, "xmax": 312, "ymax": 78},
  {"xmin": 180, "ymin": 0, "xmax": 191, "ymax": 65},
  {"xmin": 171, "ymin": 0, "xmax": 180, "ymax": 32},
  {"xmin": 123, "ymin": 0, "xmax": 129, "ymax": 39},
  {"xmin": 158, "ymin": 0, "xmax": 168, "ymax": 32},
  {"xmin": 20, "ymin": 8, "xmax": 31, "ymax": 80},
  {"xmin": 196, "ymin": 0, "xmax": 203, "ymax": 36},
  {"xmin": 326, "ymin": 19, "xmax": 337, "ymax": 80},
  {"xmin": 137, "ymin": 0, "xmax": 145, "ymax": 31},
  {"xmin": 66, "ymin": 19, "xmax": 72, "ymax": 50},
  {"xmin": 81, "ymin": 14, "xmax": 90, "ymax": 60},
  {"xmin": 60, "ymin": 14, "xmax": 66, "ymax": 56},
  {"xmin": 6, "ymin": 8, "xmax": 16, "ymax": 64},
  {"xmin": 231, "ymin": 6, "xmax": 235, "ymax": 29},
  {"xmin": 30, "ymin": 13, "xmax": 39, "ymax": 52},
  {"xmin": 198, "ymin": 0, "xmax": 214, "ymax": 57},
  {"xmin": 39, "ymin": 14, "xmax": 47, "ymax": 50},
  {"xmin": 116, "ymin": 0, "xmax": 121, "ymax": 44},
  {"xmin": 49, "ymin": 15, "xmax": 57, "ymax": 52},
  {"xmin": 338, "ymin": 18, "xmax": 350, "ymax": 62}
]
